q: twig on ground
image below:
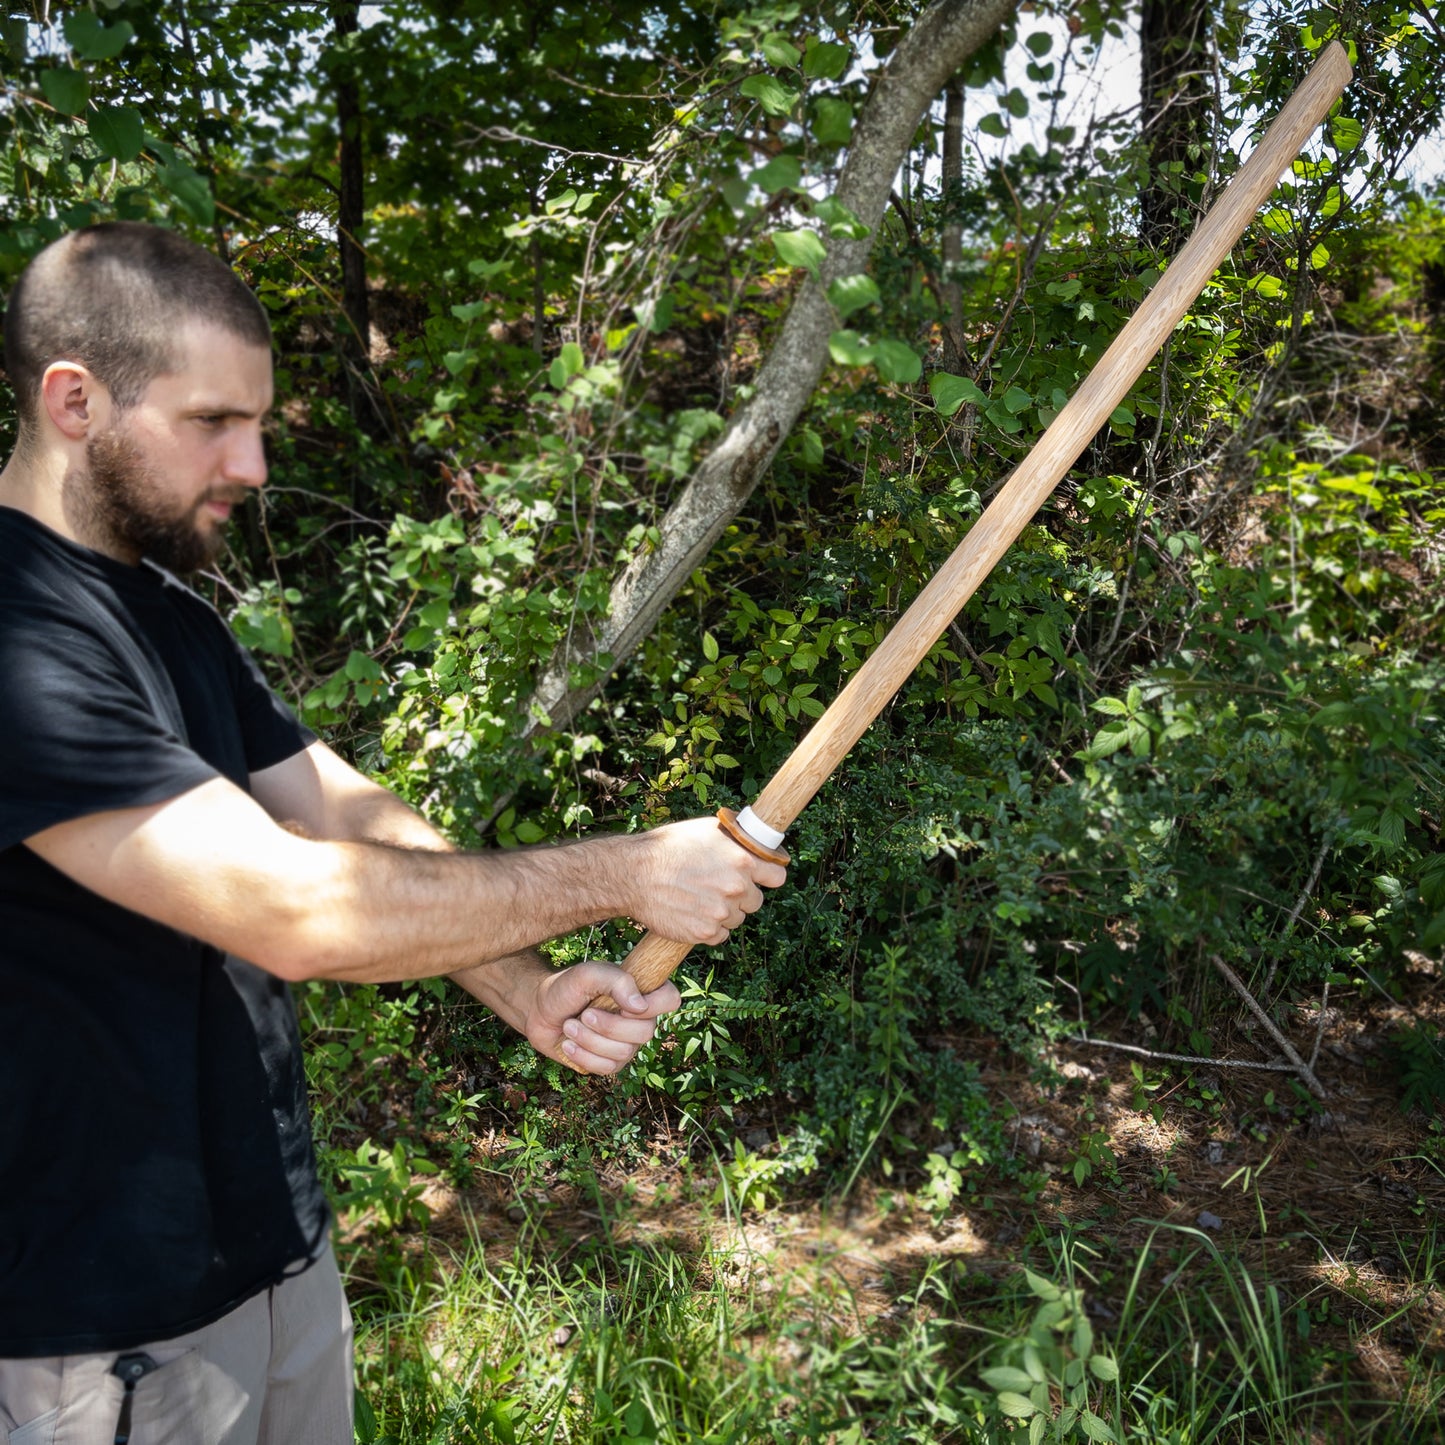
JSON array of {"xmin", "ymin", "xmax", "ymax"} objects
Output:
[
  {"xmin": 1308, "ymin": 974, "xmax": 1332, "ymax": 1074},
  {"xmin": 1064, "ymin": 1034, "xmax": 1303, "ymax": 1074},
  {"xmin": 1212, "ymin": 955, "xmax": 1328, "ymax": 1099}
]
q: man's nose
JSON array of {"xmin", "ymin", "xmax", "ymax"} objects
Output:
[{"xmin": 224, "ymin": 425, "xmax": 268, "ymax": 490}]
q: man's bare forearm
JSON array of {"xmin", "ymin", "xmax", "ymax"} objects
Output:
[{"xmin": 273, "ymin": 828, "xmax": 662, "ymax": 983}]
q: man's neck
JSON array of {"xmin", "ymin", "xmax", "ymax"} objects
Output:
[{"xmin": 0, "ymin": 446, "xmax": 106, "ymax": 554}]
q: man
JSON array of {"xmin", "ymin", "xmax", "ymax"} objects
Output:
[{"xmin": 0, "ymin": 222, "xmax": 785, "ymax": 1443}]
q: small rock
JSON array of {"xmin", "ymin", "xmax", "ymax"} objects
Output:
[
  {"xmin": 1086, "ymin": 1298, "xmax": 1118, "ymax": 1321},
  {"xmin": 551, "ymin": 1326, "xmax": 573, "ymax": 1347},
  {"xmin": 1204, "ymin": 1141, "xmax": 1225, "ymax": 1165},
  {"xmin": 1197, "ymin": 1210, "xmax": 1223, "ymax": 1231},
  {"xmin": 506, "ymin": 1204, "xmax": 527, "ymax": 1224}
]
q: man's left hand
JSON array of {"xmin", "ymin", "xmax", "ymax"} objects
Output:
[{"xmin": 527, "ymin": 963, "xmax": 680, "ymax": 1075}]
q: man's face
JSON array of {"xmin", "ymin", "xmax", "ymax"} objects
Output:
[{"xmin": 77, "ymin": 320, "xmax": 274, "ymax": 573}]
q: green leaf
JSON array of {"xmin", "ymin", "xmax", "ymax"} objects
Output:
[
  {"xmin": 826, "ymin": 273, "xmax": 879, "ymax": 318},
  {"xmin": 1024, "ymin": 1270, "xmax": 1061, "ymax": 1301},
  {"xmin": 813, "ymin": 195, "xmax": 869, "ymax": 239},
  {"xmin": 761, "ymin": 32, "xmax": 801, "ymax": 68},
  {"xmin": 40, "ymin": 67, "xmax": 89, "ymax": 116},
  {"xmin": 978, "ymin": 113, "xmax": 1007, "ymax": 139},
  {"xmin": 997, "ymin": 1392, "xmax": 1037, "ymax": 1419},
  {"xmin": 63, "ymin": 10, "xmax": 133, "ymax": 60},
  {"xmin": 1330, "ymin": 115, "xmax": 1363, "ymax": 150},
  {"xmin": 1025, "ymin": 30, "xmax": 1054, "ymax": 56},
  {"xmin": 980, "ymin": 1367, "xmax": 1035, "ymax": 1392},
  {"xmin": 740, "ymin": 73, "xmax": 798, "ymax": 117},
  {"xmin": 88, "ymin": 105, "xmax": 145, "ymax": 162},
  {"xmin": 443, "ymin": 349, "xmax": 477, "ymax": 377},
  {"xmin": 828, "ymin": 329, "xmax": 874, "ymax": 367},
  {"xmin": 1110, "ymin": 403, "xmax": 1135, "ymax": 429},
  {"xmin": 930, "ymin": 372, "xmax": 987, "ymax": 415},
  {"xmin": 1004, "ymin": 385, "xmax": 1033, "ymax": 414},
  {"xmin": 803, "ymin": 39, "xmax": 850, "ymax": 80},
  {"xmin": 1248, "ymin": 274, "xmax": 1285, "ymax": 298},
  {"xmin": 637, "ymin": 293, "xmax": 674, "ymax": 332},
  {"xmin": 773, "ymin": 228, "xmax": 826, "ymax": 278},
  {"xmin": 556, "ymin": 342, "xmax": 585, "ymax": 378},
  {"xmin": 1080, "ymin": 1410, "xmax": 1117, "ymax": 1443},
  {"xmin": 702, "ymin": 631, "xmax": 719, "ymax": 663},
  {"xmin": 1089, "ymin": 1354, "xmax": 1120, "ymax": 1382},
  {"xmin": 752, "ymin": 154, "xmax": 802, "ymax": 193},
  {"xmin": 1004, "ymin": 88, "xmax": 1029, "ymax": 119},
  {"xmin": 159, "ymin": 162, "xmax": 215, "ymax": 226},
  {"xmin": 812, "ymin": 97, "xmax": 852, "ymax": 146},
  {"xmin": 873, "ymin": 339, "xmax": 921, "ymax": 385}
]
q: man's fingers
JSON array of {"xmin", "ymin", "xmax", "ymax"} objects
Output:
[{"xmin": 753, "ymin": 859, "xmax": 787, "ymax": 890}]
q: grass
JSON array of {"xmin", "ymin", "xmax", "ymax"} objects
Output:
[
  {"xmin": 323, "ymin": 982, "xmax": 1445, "ymax": 1443},
  {"xmin": 341, "ymin": 1183, "xmax": 1445, "ymax": 1444}
]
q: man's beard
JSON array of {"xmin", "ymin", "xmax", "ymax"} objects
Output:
[{"xmin": 78, "ymin": 428, "xmax": 241, "ymax": 575}]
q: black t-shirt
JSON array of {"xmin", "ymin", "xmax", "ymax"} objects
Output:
[{"xmin": 0, "ymin": 506, "xmax": 329, "ymax": 1356}]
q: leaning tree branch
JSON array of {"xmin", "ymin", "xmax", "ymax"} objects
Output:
[{"xmin": 525, "ymin": 0, "xmax": 1018, "ymax": 738}]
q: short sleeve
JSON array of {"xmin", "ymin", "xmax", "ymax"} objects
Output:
[{"xmin": 0, "ymin": 610, "xmax": 221, "ymax": 849}]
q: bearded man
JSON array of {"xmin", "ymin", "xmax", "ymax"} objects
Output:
[{"xmin": 0, "ymin": 222, "xmax": 785, "ymax": 1443}]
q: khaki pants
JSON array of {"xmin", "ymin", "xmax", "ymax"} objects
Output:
[{"xmin": 0, "ymin": 1245, "xmax": 353, "ymax": 1445}]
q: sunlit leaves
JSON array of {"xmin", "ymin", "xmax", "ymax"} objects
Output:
[
  {"xmin": 828, "ymin": 329, "xmax": 874, "ymax": 366},
  {"xmin": 929, "ymin": 372, "xmax": 986, "ymax": 415},
  {"xmin": 825, "ymin": 273, "xmax": 879, "ymax": 319},
  {"xmin": 827, "ymin": 331, "xmax": 920, "ymax": 383},
  {"xmin": 548, "ymin": 342, "xmax": 585, "ymax": 389},
  {"xmin": 773, "ymin": 228, "xmax": 826, "ymax": 278},
  {"xmin": 760, "ymin": 32, "xmax": 800, "ymax": 69},
  {"xmin": 740, "ymin": 73, "xmax": 797, "ymax": 117},
  {"xmin": 873, "ymin": 339, "xmax": 921, "ymax": 383},
  {"xmin": 1330, "ymin": 115, "xmax": 1363, "ymax": 150}
]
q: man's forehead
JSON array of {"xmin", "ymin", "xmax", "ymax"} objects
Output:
[{"xmin": 152, "ymin": 320, "xmax": 274, "ymax": 404}]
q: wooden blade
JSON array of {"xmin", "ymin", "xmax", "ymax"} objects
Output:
[{"xmin": 594, "ymin": 41, "xmax": 1353, "ymax": 1014}]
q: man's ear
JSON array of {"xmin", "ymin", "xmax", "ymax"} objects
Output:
[{"xmin": 39, "ymin": 360, "xmax": 112, "ymax": 442}]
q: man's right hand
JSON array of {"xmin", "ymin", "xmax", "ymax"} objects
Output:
[{"xmin": 631, "ymin": 815, "xmax": 787, "ymax": 945}]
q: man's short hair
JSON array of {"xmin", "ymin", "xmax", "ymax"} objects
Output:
[{"xmin": 2, "ymin": 222, "xmax": 272, "ymax": 432}]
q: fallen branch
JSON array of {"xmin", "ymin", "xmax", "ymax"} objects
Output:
[
  {"xmin": 1212, "ymin": 954, "xmax": 1328, "ymax": 1099},
  {"xmin": 1063, "ymin": 1034, "xmax": 1304, "ymax": 1075}
]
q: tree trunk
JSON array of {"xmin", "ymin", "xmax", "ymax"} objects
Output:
[
  {"xmin": 1140, "ymin": 0, "xmax": 1214, "ymax": 254},
  {"xmin": 332, "ymin": 0, "xmax": 383, "ymax": 470},
  {"xmin": 940, "ymin": 72, "xmax": 967, "ymax": 372},
  {"xmin": 527, "ymin": 0, "xmax": 1017, "ymax": 737}
]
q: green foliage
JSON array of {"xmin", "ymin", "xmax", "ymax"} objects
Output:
[
  {"xmin": 1392, "ymin": 1022, "xmax": 1445, "ymax": 1116},
  {"xmin": 4, "ymin": 0, "xmax": 1443, "ymax": 1209}
]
